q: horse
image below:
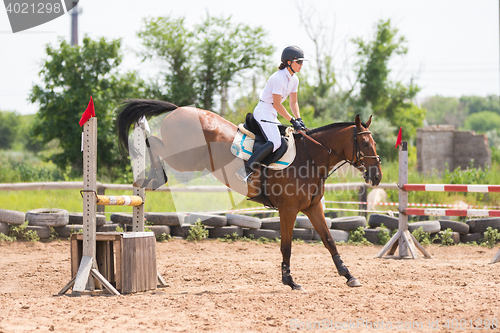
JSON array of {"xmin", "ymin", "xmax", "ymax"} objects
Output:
[{"xmin": 117, "ymin": 99, "xmax": 382, "ymax": 290}]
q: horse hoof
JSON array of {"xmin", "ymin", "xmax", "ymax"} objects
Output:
[
  {"xmin": 346, "ymin": 278, "xmax": 362, "ymax": 287},
  {"xmin": 291, "ymin": 284, "xmax": 306, "ymax": 292},
  {"xmin": 133, "ymin": 178, "xmax": 149, "ymax": 188}
]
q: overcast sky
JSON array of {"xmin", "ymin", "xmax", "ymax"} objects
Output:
[{"xmin": 1, "ymin": 0, "xmax": 499, "ymax": 115}]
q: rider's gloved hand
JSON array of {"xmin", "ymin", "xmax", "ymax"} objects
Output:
[
  {"xmin": 290, "ymin": 117, "xmax": 306, "ymax": 131},
  {"xmin": 297, "ymin": 118, "xmax": 307, "ymax": 131}
]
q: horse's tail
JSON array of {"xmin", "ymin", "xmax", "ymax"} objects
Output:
[{"xmin": 116, "ymin": 99, "xmax": 178, "ymax": 151}]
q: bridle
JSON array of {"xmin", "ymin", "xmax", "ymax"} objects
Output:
[{"xmin": 299, "ymin": 126, "xmax": 381, "ymax": 182}]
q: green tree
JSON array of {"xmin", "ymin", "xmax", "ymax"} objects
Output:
[
  {"xmin": 138, "ymin": 14, "xmax": 273, "ymax": 114},
  {"xmin": 30, "ymin": 37, "xmax": 149, "ymax": 181},
  {"xmin": 350, "ymin": 20, "xmax": 425, "ymax": 159},
  {"xmin": 464, "ymin": 111, "xmax": 500, "ymax": 133},
  {"xmin": 0, "ymin": 111, "xmax": 20, "ymax": 150},
  {"xmin": 460, "ymin": 95, "xmax": 500, "ymax": 116},
  {"xmin": 137, "ymin": 17, "xmax": 197, "ymax": 107},
  {"xmin": 421, "ymin": 95, "xmax": 461, "ymax": 126}
]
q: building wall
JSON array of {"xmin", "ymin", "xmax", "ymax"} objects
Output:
[{"xmin": 417, "ymin": 126, "xmax": 490, "ymax": 174}]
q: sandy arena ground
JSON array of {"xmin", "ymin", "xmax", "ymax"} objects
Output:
[{"xmin": 0, "ymin": 239, "xmax": 500, "ymax": 332}]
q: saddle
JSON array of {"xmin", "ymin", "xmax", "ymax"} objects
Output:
[{"xmin": 230, "ymin": 113, "xmax": 296, "ymax": 170}]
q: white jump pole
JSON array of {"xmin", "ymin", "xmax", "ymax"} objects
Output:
[
  {"xmin": 58, "ymin": 117, "xmax": 120, "ymax": 296},
  {"xmin": 132, "ymin": 124, "xmax": 145, "ymax": 232},
  {"xmin": 376, "ymin": 141, "xmax": 430, "ymax": 259}
]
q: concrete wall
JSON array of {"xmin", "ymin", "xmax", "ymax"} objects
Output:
[{"xmin": 417, "ymin": 125, "xmax": 491, "ymax": 174}]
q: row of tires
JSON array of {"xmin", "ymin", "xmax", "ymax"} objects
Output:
[{"xmin": 1, "ymin": 208, "xmax": 499, "ymax": 244}]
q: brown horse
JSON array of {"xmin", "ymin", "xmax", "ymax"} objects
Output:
[{"xmin": 117, "ymin": 99, "xmax": 382, "ymax": 290}]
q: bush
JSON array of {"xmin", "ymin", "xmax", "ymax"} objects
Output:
[
  {"xmin": 377, "ymin": 224, "xmax": 391, "ymax": 245},
  {"xmin": 411, "ymin": 226, "xmax": 434, "ymax": 246},
  {"xmin": 156, "ymin": 233, "xmax": 171, "ymax": 242},
  {"xmin": 439, "ymin": 228, "xmax": 455, "ymax": 246},
  {"xmin": 0, "ymin": 233, "xmax": 16, "ymax": 242},
  {"xmin": 481, "ymin": 227, "xmax": 500, "ymax": 248},
  {"xmin": 187, "ymin": 220, "xmax": 208, "ymax": 241},
  {"xmin": 348, "ymin": 226, "xmax": 371, "ymax": 245},
  {"xmin": 9, "ymin": 222, "xmax": 39, "ymax": 242}
]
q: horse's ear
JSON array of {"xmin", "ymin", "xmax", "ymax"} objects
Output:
[
  {"xmin": 366, "ymin": 115, "xmax": 372, "ymax": 128},
  {"xmin": 355, "ymin": 114, "xmax": 361, "ymax": 130}
]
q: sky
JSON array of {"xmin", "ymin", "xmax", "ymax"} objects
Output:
[{"xmin": 1, "ymin": 0, "xmax": 499, "ymax": 115}]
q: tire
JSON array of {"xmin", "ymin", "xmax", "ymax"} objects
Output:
[
  {"xmin": 186, "ymin": 213, "xmax": 227, "ymax": 227},
  {"xmin": 0, "ymin": 222, "xmax": 9, "ymax": 235},
  {"xmin": 330, "ymin": 216, "xmax": 366, "ymax": 231},
  {"xmin": 329, "ymin": 229, "xmax": 350, "ymax": 242},
  {"xmin": 26, "ymin": 209, "xmax": 69, "ymax": 227},
  {"xmin": 54, "ymin": 225, "xmax": 83, "ymax": 238},
  {"xmin": 226, "ymin": 214, "xmax": 261, "ymax": 229},
  {"xmin": 243, "ymin": 228, "xmax": 280, "ymax": 240},
  {"xmin": 97, "ymin": 223, "xmax": 124, "ymax": 232},
  {"xmin": 261, "ymin": 217, "xmax": 281, "ymax": 230},
  {"xmin": 292, "ymin": 228, "xmax": 313, "ymax": 241},
  {"xmin": 460, "ymin": 233, "xmax": 483, "ymax": 243},
  {"xmin": 25, "ymin": 225, "xmax": 50, "ymax": 239},
  {"xmin": 408, "ymin": 221, "xmax": 441, "ymax": 233},
  {"xmin": 312, "ymin": 228, "xmax": 350, "ymax": 242},
  {"xmin": 466, "ymin": 217, "xmax": 500, "ymax": 233},
  {"xmin": 0, "ymin": 209, "xmax": 25, "ymax": 225},
  {"xmin": 208, "ymin": 226, "xmax": 243, "ymax": 238},
  {"xmin": 368, "ymin": 214, "xmax": 399, "ymax": 230},
  {"xmin": 68, "ymin": 213, "xmax": 106, "ymax": 226},
  {"xmin": 295, "ymin": 216, "xmax": 332, "ymax": 229},
  {"xmin": 170, "ymin": 225, "xmax": 192, "ymax": 238},
  {"xmin": 439, "ymin": 220, "xmax": 470, "ymax": 234},
  {"xmin": 144, "ymin": 212, "xmax": 185, "ymax": 226},
  {"xmin": 110, "ymin": 213, "xmax": 133, "ymax": 225},
  {"xmin": 363, "ymin": 228, "xmax": 382, "ymax": 244},
  {"xmin": 295, "ymin": 216, "xmax": 312, "ymax": 229},
  {"xmin": 146, "ymin": 225, "xmax": 171, "ymax": 238}
]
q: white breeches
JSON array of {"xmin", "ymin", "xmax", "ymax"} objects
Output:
[{"xmin": 254, "ymin": 102, "xmax": 282, "ymax": 152}]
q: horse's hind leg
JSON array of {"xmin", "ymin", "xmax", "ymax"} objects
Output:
[
  {"xmin": 279, "ymin": 208, "xmax": 305, "ymax": 291},
  {"xmin": 133, "ymin": 135, "xmax": 168, "ymax": 190},
  {"xmin": 302, "ymin": 201, "xmax": 361, "ymax": 287}
]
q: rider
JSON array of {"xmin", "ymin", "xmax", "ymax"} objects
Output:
[{"xmin": 236, "ymin": 45, "xmax": 307, "ymax": 183}]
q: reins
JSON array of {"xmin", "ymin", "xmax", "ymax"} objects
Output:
[{"xmin": 298, "ymin": 127, "xmax": 380, "ymax": 181}]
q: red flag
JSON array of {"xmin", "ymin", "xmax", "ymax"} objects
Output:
[
  {"xmin": 395, "ymin": 127, "xmax": 402, "ymax": 149},
  {"xmin": 79, "ymin": 96, "xmax": 95, "ymax": 126}
]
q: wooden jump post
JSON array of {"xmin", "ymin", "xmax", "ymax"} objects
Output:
[
  {"xmin": 376, "ymin": 141, "xmax": 431, "ymax": 259},
  {"xmin": 58, "ymin": 113, "xmax": 165, "ymax": 296}
]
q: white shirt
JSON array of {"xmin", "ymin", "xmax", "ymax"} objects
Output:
[{"xmin": 259, "ymin": 68, "xmax": 299, "ymax": 105}]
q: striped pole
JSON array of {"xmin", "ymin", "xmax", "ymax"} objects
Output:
[
  {"xmin": 405, "ymin": 208, "xmax": 500, "ymax": 217},
  {"xmin": 96, "ymin": 195, "xmax": 143, "ymax": 206},
  {"xmin": 403, "ymin": 184, "xmax": 500, "ymax": 192}
]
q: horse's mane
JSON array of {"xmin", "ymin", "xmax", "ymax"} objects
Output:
[{"xmin": 306, "ymin": 122, "xmax": 367, "ymax": 135}]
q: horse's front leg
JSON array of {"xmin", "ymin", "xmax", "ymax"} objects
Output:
[
  {"xmin": 279, "ymin": 207, "xmax": 304, "ymax": 291},
  {"xmin": 302, "ymin": 201, "xmax": 361, "ymax": 287}
]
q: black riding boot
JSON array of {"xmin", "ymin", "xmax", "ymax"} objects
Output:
[{"xmin": 236, "ymin": 141, "xmax": 274, "ymax": 183}]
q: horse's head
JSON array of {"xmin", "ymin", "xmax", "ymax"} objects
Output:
[{"xmin": 349, "ymin": 115, "xmax": 382, "ymax": 186}]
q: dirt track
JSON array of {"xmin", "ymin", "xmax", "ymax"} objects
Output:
[{"xmin": 0, "ymin": 239, "xmax": 500, "ymax": 332}]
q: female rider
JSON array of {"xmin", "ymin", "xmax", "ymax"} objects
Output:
[{"xmin": 236, "ymin": 45, "xmax": 307, "ymax": 183}]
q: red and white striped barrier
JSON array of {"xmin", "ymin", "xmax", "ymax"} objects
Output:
[
  {"xmin": 325, "ymin": 200, "xmax": 500, "ymax": 210},
  {"xmin": 403, "ymin": 184, "xmax": 500, "ymax": 193},
  {"xmin": 404, "ymin": 208, "xmax": 500, "ymax": 217}
]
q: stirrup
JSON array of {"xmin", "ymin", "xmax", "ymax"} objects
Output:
[{"xmin": 235, "ymin": 167, "xmax": 253, "ymax": 184}]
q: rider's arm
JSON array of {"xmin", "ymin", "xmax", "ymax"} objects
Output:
[
  {"xmin": 289, "ymin": 92, "xmax": 301, "ymax": 119},
  {"xmin": 273, "ymin": 94, "xmax": 293, "ymax": 121}
]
